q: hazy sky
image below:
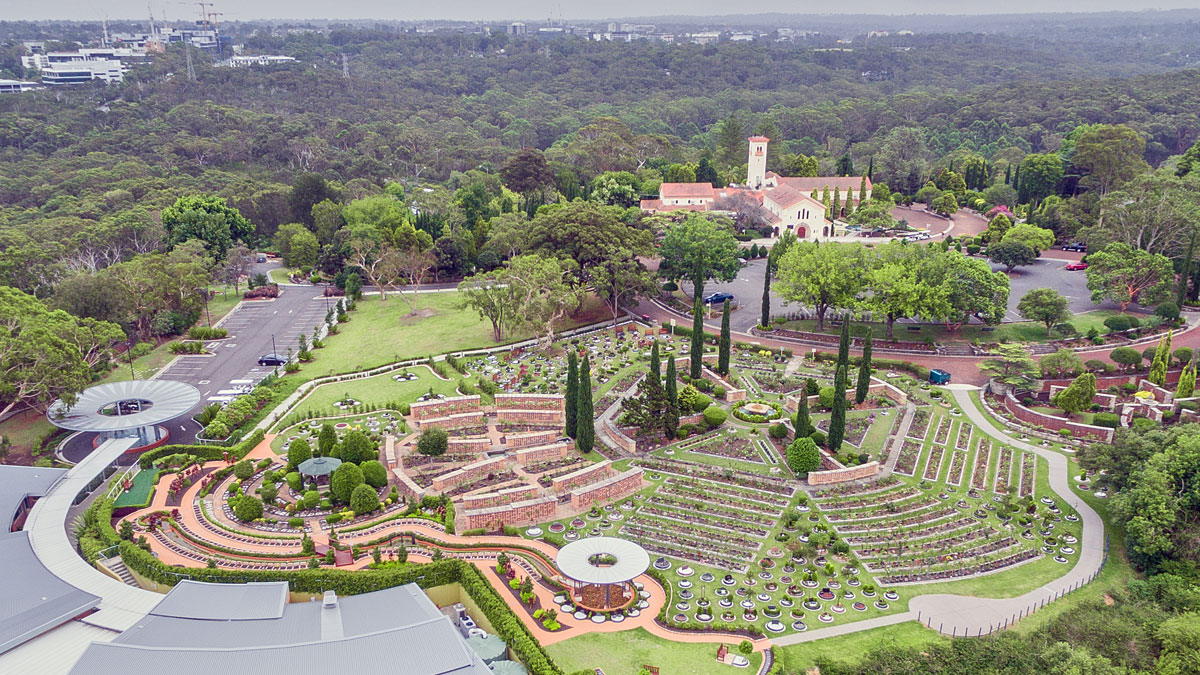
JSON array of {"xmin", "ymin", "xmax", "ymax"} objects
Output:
[{"xmin": 11, "ymin": 0, "xmax": 1200, "ymax": 22}]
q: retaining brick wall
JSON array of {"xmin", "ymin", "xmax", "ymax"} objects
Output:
[
  {"xmin": 447, "ymin": 437, "xmax": 492, "ymax": 453},
  {"xmin": 783, "ymin": 379, "xmax": 899, "ymax": 413},
  {"xmin": 1046, "ymin": 387, "xmax": 1118, "ymax": 410},
  {"xmin": 569, "ymin": 469, "xmax": 644, "ymax": 509},
  {"xmin": 462, "ymin": 496, "xmax": 558, "ymax": 531},
  {"xmin": 391, "ymin": 467, "xmax": 426, "ymax": 501},
  {"xmin": 420, "ymin": 412, "xmax": 487, "ymax": 431},
  {"xmin": 432, "ymin": 455, "xmax": 510, "ymax": 492},
  {"xmin": 551, "ymin": 460, "xmax": 613, "ymax": 493},
  {"xmin": 1039, "ymin": 368, "xmax": 1184, "ymax": 393},
  {"xmin": 409, "ymin": 395, "xmax": 481, "ymax": 421},
  {"xmin": 672, "ymin": 356, "xmax": 747, "ymax": 403},
  {"xmin": 512, "ymin": 441, "xmax": 573, "ymax": 465},
  {"xmin": 806, "ymin": 461, "xmax": 880, "ymax": 486},
  {"xmin": 1003, "ymin": 391, "xmax": 1114, "ymax": 442},
  {"xmin": 506, "ymin": 430, "xmax": 564, "ymax": 450},
  {"xmin": 1138, "ymin": 379, "xmax": 1175, "ymax": 404},
  {"xmin": 460, "ymin": 484, "xmax": 541, "ymax": 510},
  {"xmin": 603, "ymin": 417, "xmax": 637, "ymax": 453},
  {"xmin": 494, "ymin": 394, "xmax": 566, "ymax": 411},
  {"xmin": 496, "ymin": 409, "xmax": 564, "ymax": 425}
]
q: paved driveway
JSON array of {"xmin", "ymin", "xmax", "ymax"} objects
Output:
[{"xmin": 991, "ymin": 257, "xmax": 1122, "ymax": 319}]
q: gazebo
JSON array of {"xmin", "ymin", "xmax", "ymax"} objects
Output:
[
  {"xmin": 555, "ymin": 536, "xmax": 649, "ymax": 611},
  {"xmin": 46, "ymin": 380, "xmax": 200, "ymax": 451},
  {"xmin": 298, "ymin": 456, "xmax": 342, "ymax": 485}
]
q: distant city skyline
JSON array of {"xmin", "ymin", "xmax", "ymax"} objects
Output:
[{"xmin": 9, "ymin": 0, "xmax": 1200, "ymax": 22}]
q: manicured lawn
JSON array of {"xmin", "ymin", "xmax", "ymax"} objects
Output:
[
  {"xmin": 280, "ymin": 367, "xmax": 462, "ymax": 427},
  {"xmin": 776, "ymin": 620, "xmax": 947, "ymax": 673},
  {"xmin": 307, "ymin": 292, "xmax": 609, "ymax": 378},
  {"xmin": 113, "ymin": 469, "xmax": 161, "ymax": 507},
  {"xmin": 544, "ymin": 627, "xmax": 762, "ymax": 674},
  {"xmin": 0, "ymin": 410, "xmax": 59, "ymax": 465},
  {"xmin": 200, "ymin": 284, "xmax": 242, "ymax": 328},
  {"xmin": 99, "ymin": 343, "xmax": 179, "ymax": 384},
  {"xmin": 777, "ymin": 309, "xmax": 1146, "ymax": 345}
]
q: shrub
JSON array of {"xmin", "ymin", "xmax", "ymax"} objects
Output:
[
  {"xmin": 1084, "ymin": 359, "xmax": 1108, "ymax": 373},
  {"xmin": 702, "ymin": 406, "xmax": 728, "ymax": 427},
  {"xmin": 330, "ymin": 462, "xmax": 364, "ymax": 503},
  {"xmin": 302, "ymin": 490, "xmax": 319, "ymax": 510},
  {"xmin": 1109, "ymin": 347, "xmax": 1143, "ymax": 370},
  {"xmin": 1155, "ymin": 301, "xmax": 1181, "ymax": 323},
  {"xmin": 233, "ymin": 459, "xmax": 254, "ymax": 481},
  {"xmin": 417, "ymin": 428, "xmax": 449, "ymax": 457},
  {"xmin": 129, "ymin": 341, "xmax": 154, "ymax": 358},
  {"xmin": 1093, "ymin": 412, "xmax": 1120, "ymax": 429},
  {"xmin": 713, "ymin": 386, "xmax": 726, "ymax": 398},
  {"xmin": 285, "ymin": 471, "xmax": 303, "ymax": 492},
  {"xmin": 809, "ymin": 430, "xmax": 827, "ymax": 446},
  {"xmin": 786, "ymin": 437, "xmax": 821, "ymax": 475},
  {"xmin": 1142, "ymin": 345, "xmax": 1158, "ymax": 363},
  {"xmin": 662, "ymin": 280, "xmax": 678, "ymax": 292},
  {"xmin": 818, "ymin": 386, "xmax": 835, "ymax": 409},
  {"xmin": 1104, "ymin": 316, "xmax": 1135, "ymax": 333},
  {"xmin": 691, "ymin": 392, "xmax": 713, "ymax": 413},
  {"xmin": 231, "ymin": 495, "xmax": 263, "ymax": 522},
  {"xmin": 1173, "ymin": 348, "xmax": 1194, "ymax": 367},
  {"xmin": 1120, "ymin": 382, "xmax": 1138, "ymax": 394},
  {"xmin": 287, "ymin": 439, "xmax": 312, "ymax": 470},
  {"xmin": 1058, "ymin": 428, "xmax": 1073, "ymax": 438},
  {"xmin": 187, "ymin": 326, "xmax": 228, "ymax": 340},
  {"xmin": 168, "ymin": 341, "xmax": 205, "ymax": 354},
  {"xmin": 1131, "ymin": 417, "xmax": 1158, "ymax": 432},
  {"xmin": 768, "ymin": 423, "xmax": 789, "ymax": 439},
  {"xmin": 360, "ymin": 460, "xmax": 387, "ymax": 489},
  {"xmin": 349, "ymin": 484, "xmax": 381, "ymax": 514}
]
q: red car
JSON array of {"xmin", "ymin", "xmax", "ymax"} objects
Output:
[{"xmin": 1065, "ymin": 262, "xmax": 1088, "ymax": 271}]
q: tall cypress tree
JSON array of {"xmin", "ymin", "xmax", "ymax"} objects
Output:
[
  {"xmin": 564, "ymin": 351, "xmax": 579, "ymax": 439},
  {"xmin": 690, "ymin": 298, "xmax": 704, "ymax": 379},
  {"xmin": 761, "ymin": 260, "xmax": 772, "ymax": 329},
  {"xmin": 836, "ymin": 321, "xmax": 851, "ymax": 370},
  {"xmin": 867, "ymin": 156, "xmax": 874, "ymax": 180},
  {"xmin": 649, "ymin": 340, "xmax": 661, "ymax": 387},
  {"xmin": 794, "ymin": 391, "xmax": 811, "ymax": 439},
  {"xmin": 855, "ymin": 332, "xmax": 873, "ymax": 404},
  {"xmin": 1179, "ymin": 230, "xmax": 1197, "ymax": 307},
  {"xmin": 831, "ymin": 188, "xmax": 841, "ymax": 220},
  {"xmin": 829, "ymin": 365, "xmax": 847, "ymax": 451},
  {"xmin": 1004, "ymin": 164, "xmax": 1012, "ymax": 185},
  {"xmin": 576, "ymin": 355, "xmax": 594, "ymax": 453},
  {"xmin": 858, "ymin": 175, "xmax": 867, "ymax": 206},
  {"xmin": 664, "ymin": 358, "xmax": 680, "ymax": 439},
  {"xmin": 665, "ymin": 358, "xmax": 679, "ymax": 409},
  {"xmin": 718, "ymin": 299, "xmax": 731, "ymax": 375}
]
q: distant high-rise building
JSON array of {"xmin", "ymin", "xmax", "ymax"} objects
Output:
[{"xmin": 507, "ymin": 22, "xmax": 527, "ymax": 35}]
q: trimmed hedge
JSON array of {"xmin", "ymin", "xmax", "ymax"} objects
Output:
[
  {"xmin": 1093, "ymin": 412, "xmax": 1120, "ymax": 429},
  {"xmin": 813, "ymin": 351, "xmax": 930, "ymax": 380},
  {"xmin": 139, "ymin": 429, "xmax": 266, "ymax": 470}
]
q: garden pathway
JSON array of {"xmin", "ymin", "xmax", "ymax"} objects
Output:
[{"xmin": 880, "ymin": 403, "xmax": 916, "ymax": 476}]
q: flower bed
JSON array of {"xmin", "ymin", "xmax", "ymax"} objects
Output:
[
  {"xmin": 993, "ymin": 448, "xmax": 1013, "ymax": 495},
  {"xmin": 660, "ymin": 482, "xmax": 784, "ymax": 515},
  {"xmin": 923, "ymin": 445, "xmax": 945, "ymax": 481},
  {"xmin": 814, "ymin": 486, "xmax": 921, "ymax": 511},
  {"xmin": 894, "ymin": 440, "xmax": 922, "ymax": 476},
  {"xmin": 1019, "ymin": 453, "xmax": 1035, "ymax": 498},
  {"xmin": 970, "ymin": 439, "xmax": 992, "ymax": 490},
  {"xmin": 907, "ymin": 407, "xmax": 932, "ymax": 440},
  {"xmin": 636, "ymin": 458, "xmax": 795, "ymax": 497},
  {"xmin": 753, "ymin": 371, "xmax": 807, "ymax": 394},
  {"xmin": 812, "ymin": 476, "xmax": 900, "ymax": 499},
  {"xmin": 932, "ymin": 417, "xmax": 950, "ymax": 445},
  {"xmin": 732, "ymin": 399, "xmax": 785, "ymax": 424},
  {"xmin": 947, "ymin": 450, "xmax": 966, "ymax": 486},
  {"xmin": 684, "ymin": 436, "xmax": 765, "ymax": 464},
  {"xmin": 954, "ymin": 424, "xmax": 972, "ymax": 451},
  {"xmin": 649, "ymin": 494, "xmax": 776, "ymax": 527}
]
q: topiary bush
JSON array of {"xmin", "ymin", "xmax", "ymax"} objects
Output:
[
  {"xmin": 1093, "ymin": 412, "xmax": 1120, "ymax": 428},
  {"xmin": 349, "ymin": 483, "xmax": 381, "ymax": 514},
  {"xmin": 360, "ymin": 460, "xmax": 387, "ymax": 489},
  {"xmin": 768, "ymin": 423, "xmax": 789, "ymax": 439},
  {"xmin": 231, "ymin": 494, "xmax": 263, "ymax": 521},
  {"xmin": 702, "ymin": 406, "xmax": 728, "ymax": 427},
  {"xmin": 232, "ymin": 459, "xmax": 254, "ymax": 481}
]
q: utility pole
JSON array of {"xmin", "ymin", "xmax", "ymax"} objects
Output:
[{"xmin": 341, "ymin": 53, "xmax": 349, "ymax": 79}]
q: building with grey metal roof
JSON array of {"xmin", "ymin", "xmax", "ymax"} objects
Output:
[
  {"xmin": 0, "ymin": 466, "xmax": 101, "ymax": 656},
  {"xmin": 69, "ymin": 581, "xmax": 494, "ymax": 675}
]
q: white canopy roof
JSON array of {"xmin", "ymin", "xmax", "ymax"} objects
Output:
[{"xmin": 555, "ymin": 537, "xmax": 649, "ymax": 585}]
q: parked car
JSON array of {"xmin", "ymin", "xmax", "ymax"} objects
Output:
[
  {"xmin": 929, "ymin": 368, "xmax": 952, "ymax": 385},
  {"xmin": 703, "ymin": 292, "xmax": 735, "ymax": 305},
  {"xmin": 256, "ymin": 254, "xmax": 268, "ymax": 263},
  {"xmin": 1065, "ymin": 261, "xmax": 1089, "ymax": 271},
  {"xmin": 257, "ymin": 353, "xmax": 287, "ymax": 366},
  {"xmin": 1061, "ymin": 242, "xmax": 1087, "ymax": 252}
]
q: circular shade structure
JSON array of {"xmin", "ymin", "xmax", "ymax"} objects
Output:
[
  {"xmin": 556, "ymin": 536, "xmax": 648, "ymax": 611},
  {"xmin": 556, "ymin": 537, "xmax": 649, "ymax": 585},
  {"xmin": 298, "ymin": 456, "xmax": 342, "ymax": 478},
  {"xmin": 47, "ymin": 380, "xmax": 200, "ymax": 450}
]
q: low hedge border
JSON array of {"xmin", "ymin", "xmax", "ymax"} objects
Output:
[{"xmin": 139, "ymin": 429, "xmax": 266, "ymax": 470}]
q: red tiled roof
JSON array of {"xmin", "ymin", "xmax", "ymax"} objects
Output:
[
  {"xmin": 748, "ymin": 135, "xmax": 770, "ymax": 142},
  {"xmin": 776, "ymin": 176, "xmax": 872, "ymax": 193},
  {"xmin": 640, "ymin": 199, "xmax": 663, "ymax": 211},
  {"xmin": 659, "ymin": 182, "xmax": 716, "ymax": 199},
  {"xmin": 764, "ymin": 185, "xmax": 823, "ymax": 210}
]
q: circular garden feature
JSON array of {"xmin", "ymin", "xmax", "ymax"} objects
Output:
[{"xmin": 556, "ymin": 537, "xmax": 650, "ymax": 611}]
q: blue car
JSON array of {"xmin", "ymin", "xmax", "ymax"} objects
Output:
[
  {"xmin": 703, "ymin": 292, "xmax": 734, "ymax": 305},
  {"xmin": 929, "ymin": 369, "xmax": 951, "ymax": 385}
]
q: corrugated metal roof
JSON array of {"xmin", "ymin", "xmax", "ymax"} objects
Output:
[
  {"xmin": 73, "ymin": 617, "xmax": 494, "ymax": 675},
  {"xmin": 0, "ymin": 619, "xmax": 117, "ymax": 675},
  {"xmin": 0, "ymin": 534, "xmax": 100, "ymax": 655},
  {"xmin": 46, "ymin": 380, "xmax": 200, "ymax": 432},
  {"xmin": 0, "ymin": 465, "xmax": 65, "ymax": 531},
  {"xmin": 148, "ymin": 581, "xmax": 288, "ymax": 620}
]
